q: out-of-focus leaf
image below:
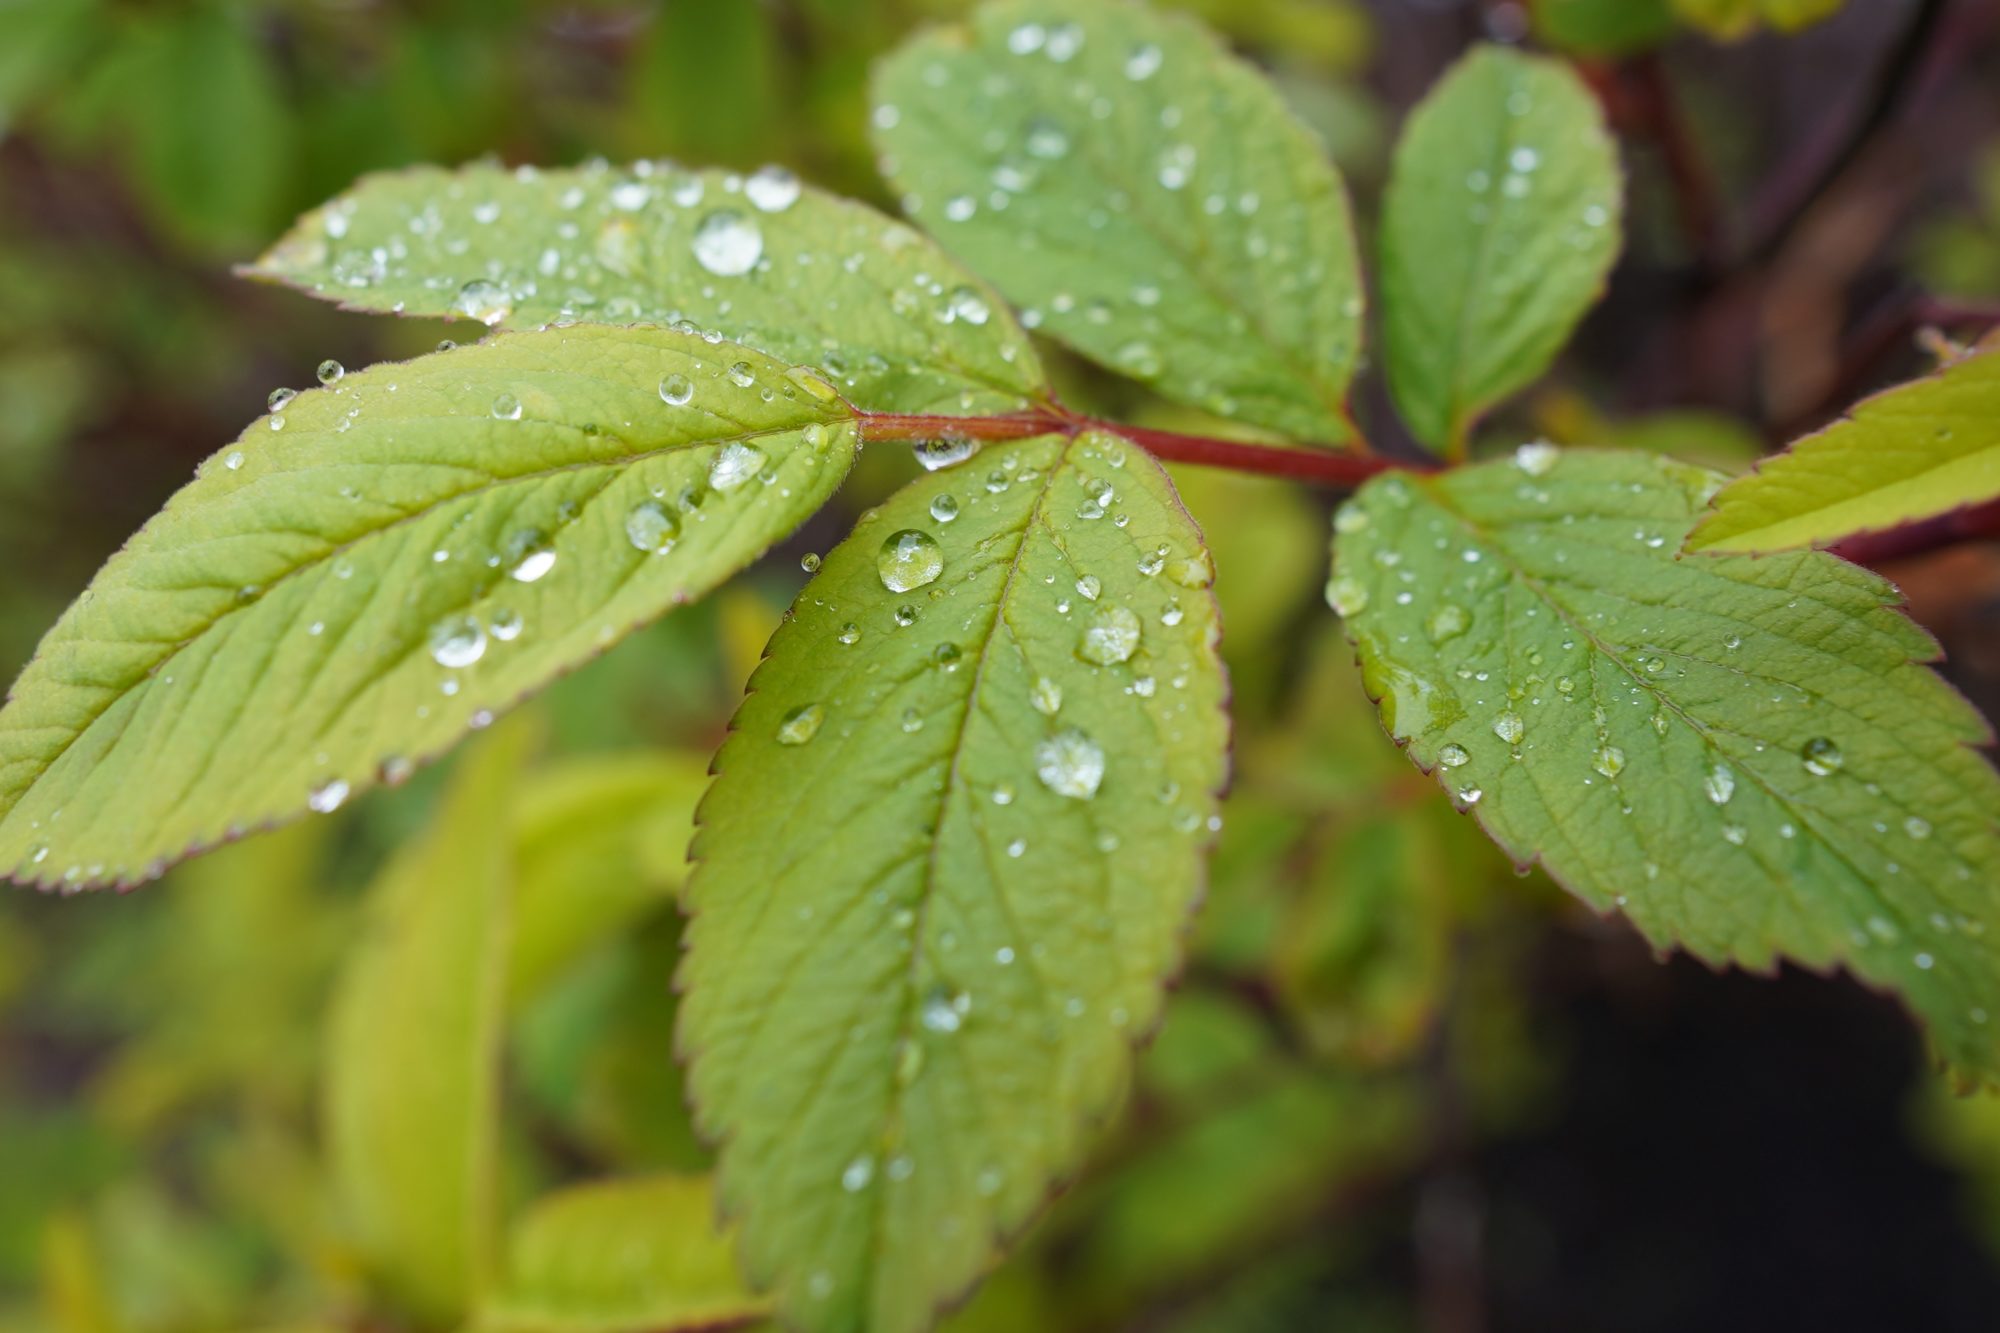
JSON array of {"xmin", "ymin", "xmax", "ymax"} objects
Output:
[
  {"xmin": 122, "ymin": 9, "xmax": 291, "ymax": 253},
  {"xmin": 1688, "ymin": 340, "xmax": 2000, "ymax": 554},
  {"xmin": 1378, "ymin": 46, "xmax": 1622, "ymax": 453},
  {"xmin": 1330, "ymin": 447, "xmax": 2000, "ymax": 1086},
  {"xmin": 873, "ymin": 0, "xmax": 1366, "ymax": 443},
  {"xmin": 324, "ymin": 722, "xmax": 534, "ymax": 1321},
  {"xmin": 633, "ymin": 0, "xmax": 778, "ymax": 166},
  {"xmin": 478, "ymin": 1175, "xmax": 765, "ymax": 1333},
  {"xmin": 37, "ymin": 1215, "xmax": 116, "ymax": 1333},
  {"xmin": 1672, "ymin": 0, "xmax": 1844, "ymax": 39},
  {"xmin": 0, "ymin": 328, "xmax": 856, "ymax": 890},
  {"xmin": 682, "ymin": 431, "xmax": 1230, "ymax": 1332},
  {"xmin": 508, "ymin": 751, "xmax": 709, "ymax": 1005},
  {"xmin": 0, "ymin": 0, "xmax": 97, "ymax": 130},
  {"xmin": 247, "ymin": 161, "xmax": 1046, "ymax": 416},
  {"xmin": 1531, "ymin": 0, "xmax": 1676, "ymax": 55}
]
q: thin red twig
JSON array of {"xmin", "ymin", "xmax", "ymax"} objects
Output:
[{"xmin": 857, "ymin": 405, "xmax": 1414, "ymax": 488}]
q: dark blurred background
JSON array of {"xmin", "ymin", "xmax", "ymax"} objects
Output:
[{"xmin": 3, "ymin": 2, "xmax": 2000, "ymax": 1331}]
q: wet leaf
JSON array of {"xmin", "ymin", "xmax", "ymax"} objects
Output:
[{"xmin": 681, "ymin": 431, "xmax": 1229, "ymax": 1332}]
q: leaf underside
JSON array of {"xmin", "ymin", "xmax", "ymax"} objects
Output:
[
  {"xmin": 680, "ymin": 430, "xmax": 1229, "ymax": 1333},
  {"xmin": 246, "ymin": 159, "xmax": 1048, "ymax": 416},
  {"xmin": 0, "ymin": 326, "xmax": 856, "ymax": 890},
  {"xmin": 1688, "ymin": 340, "xmax": 2000, "ymax": 554},
  {"xmin": 1330, "ymin": 448, "xmax": 2000, "ymax": 1083},
  {"xmin": 1378, "ymin": 45, "xmax": 1623, "ymax": 452},
  {"xmin": 872, "ymin": 0, "xmax": 1365, "ymax": 444}
]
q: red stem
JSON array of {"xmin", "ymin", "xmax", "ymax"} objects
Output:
[{"xmin": 857, "ymin": 405, "xmax": 1413, "ymax": 488}]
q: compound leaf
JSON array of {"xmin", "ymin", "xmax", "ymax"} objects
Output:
[
  {"xmin": 1329, "ymin": 447, "xmax": 2000, "ymax": 1084},
  {"xmin": 246, "ymin": 160, "xmax": 1046, "ymax": 416},
  {"xmin": 480, "ymin": 1175, "xmax": 765, "ymax": 1333},
  {"xmin": 873, "ymin": 0, "xmax": 1365, "ymax": 444},
  {"xmin": 681, "ymin": 431, "xmax": 1230, "ymax": 1332},
  {"xmin": 325, "ymin": 721, "xmax": 534, "ymax": 1320},
  {"xmin": 1378, "ymin": 46, "xmax": 1622, "ymax": 453},
  {"xmin": 1688, "ymin": 340, "xmax": 2000, "ymax": 554},
  {"xmin": 0, "ymin": 327, "xmax": 856, "ymax": 890}
]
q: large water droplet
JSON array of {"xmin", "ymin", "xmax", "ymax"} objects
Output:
[
  {"xmin": 1035, "ymin": 727, "xmax": 1105, "ymax": 799},
  {"xmin": 1327, "ymin": 575, "xmax": 1369, "ymax": 617},
  {"xmin": 316, "ymin": 359, "xmax": 344, "ymax": 386},
  {"xmin": 913, "ymin": 433, "xmax": 979, "ymax": 471},
  {"xmin": 1078, "ymin": 604, "xmax": 1141, "ymax": 665},
  {"xmin": 692, "ymin": 209, "xmax": 764, "ymax": 276},
  {"xmin": 506, "ymin": 526, "xmax": 557, "ymax": 582},
  {"xmin": 491, "ymin": 392, "xmax": 522, "ymax": 421},
  {"xmin": 1439, "ymin": 743, "xmax": 1471, "ymax": 769},
  {"xmin": 659, "ymin": 373, "xmax": 694, "ymax": 406},
  {"xmin": 709, "ymin": 441, "xmax": 766, "ymax": 490},
  {"xmin": 877, "ymin": 529, "xmax": 944, "ymax": 592},
  {"xmin": 777, "ymin": 703, "xmax": 825, "ymax": 745},
  {"xmin": 452, "ymin": 279, "xmax": 513, "ymax": 325},
  {"xmin": 745, "ymin": 164, "xmax": 802, "ymax": 213},
  {"xmin": 429, "ymin": 615, "xmax": 487, "ymax": 669},
  {"xmin": 929, "ymin": 493, "xmax": 960, "ymax": 523},
  {"xmin": 1592, "ymin": 745, "xmax": 1626, "ymax": 778},
  {"xmin": 1492, "ymin": 711, "xmax": 1524, "ymax": 745},
  {"xmin": 625, "ymin": 500, "xmax": 680, "ymax": 553}
]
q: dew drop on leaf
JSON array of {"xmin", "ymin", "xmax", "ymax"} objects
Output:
[
  {"xmin": 659, "ymin": 373, "xmax": 694, "ymax": 406},
  {"xmin": 307, "ymin": 778, "xmax": 349, "ymax": 814},
  {"xmin": 708, "ymin": 442, "xmax": 766, "ymax": 491},
  {"xmin": 452, "ymin": 279, "xmax": 513, "ymax": 325},
  {"xmin": 913, "ymin": 433, "xmax": 979, "ymax": 471},
  {"xmin": 777, "ymin": 703, "xmax": 825, "ymax": 746},
  {"xmin": 1078, "ymin": 604, "xmax": 1142, "ymax": 665},
  {"xmin": 929, "ymin": 493, "xmax": 960, "ymax": 523},
  {"xmin": 691, "ymin": 209, "xmax": 764, "ymax": 275},
  {"xmin": 744, "ymin": 164, "xmax": 802, "ymax": 213},
  {"xmin": 1493, "ymin": 711, "xmax": 1525, "ymax": 745},
  {"xmin": 316, "ymin": 359, "xmax": 344, "ymax": 386},
  {"xmin": 428, "ymin": 615, "xmax": 487, "ymax": 669},
  {"xmin": 878, "ymin": 529, "xmax": 944, "ymax": 592},
  {"xmin": 1034, "ymin": 727, "xmax": 1105, "ymax": 799},
  {"xmin": 1439, "ymin": 743, "xmax": 1471, "ymax": 769},
  {"xmin": 1801, "ymin": 737, "xmax": 1844, "ymax": 776},
  {"xmin": 491, "ymin": 392, "xmax": 522, "ymax": 421},
  {"xmin": 624, "ymin": 500, "xmax": 680, "ymax": 553}
]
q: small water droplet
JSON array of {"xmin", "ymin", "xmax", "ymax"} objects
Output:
[
  {"xmin": 1592, "ymin": 745, "xmax": 1626, "ymax": 779},
  {"xmin": 659, "ymin": 373, "xmax": 694, "ymax": 406},
  {"xmin": 428, "ymin": 615, "xmax": 487, "ymax": 669},
  {"xmin": 1704, "ymin": 763, "xmax": 1736, "ymax": 805},
  {"xmin": 837, "ymin": 622, "xmax": 860, "ymax": 645},
  {"xmin": 777, "ymin": 703, "xmax": 825, "ymax": 745},
  {"xmin": 491, "ymin": 392, "xmax": 522, "ymax": 421},
  {"xmin": 308, "ymin": 778, "xmax": 349, "ymax": 814},
  {"xmin": 1493, "ymin": 711, "xmax": 1525, "ymax": 745},
  {"xmin": 316, "ymin": 359, "xmax": 344, "ymax": 386},
  {"xmin": 745, "ymin": 164, "xmax": 802, "ymax": 213},
  {"xmin": 504, "ymin": 528, "xmax": 557, "ymax": 582},
  {"xmin": 1439, "ymin": 743, "xmax": 1472, "ymax": 769},
  {"xmin": 800, "ymin": 552, "xmax": 821, "ymax": 573},
  {"xmin": 709, "ymin": 441, "xmax": 766, "ymax": 490},
  {"xmin": 1801, "ymin": 737, "xmax": 1844, "ymax": 777},
  {"xmin": 841, "ymin": 1156, "xmax": 874, "ymax": 1192},
  {"xmin": 1030, "ymin": 676, "xmax": 1063, "ymax": 716},
  {"xmin": 452, "ymin": 278, "xmax": 513, "ymax": 325},
  {"xmin": 929, "ymin": 493, "xmax": 960, "ymax": 523},
  {"xmin": 1513, "ymin": 441, "xmax": 1559, "ymax": 476},
  {"xmin": 913, "ymin": 433, "xmax": 979, "ymax": 471},
  {"xmin": 267, "ymin": 387, "xmax": 298, "ymax": 413}
]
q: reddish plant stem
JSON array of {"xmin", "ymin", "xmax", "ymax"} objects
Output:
[
  {"xmin": 1833, "ymin": 496, "xmax": 2000, "ymax": 569},
  {"xmin": 857, "ymin": 406, "xmax": 1415, "ymax": 488}
]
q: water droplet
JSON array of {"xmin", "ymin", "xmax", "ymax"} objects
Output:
[
  {"xmin": 490, "ymin": 608, "xmax": 523, "ymax": 641},
  {"xmin": 1440, "ymin": 743, "xmax": 1471, "ymax": 769},
  {"xmin": 777, "ymin": 703, "xmax": 825, "ymax": 745},
  {"xmin": 316, "ymin": 359, "xmax": 344, "ymax": 385},
  {"xmin": 1024, "ymin": 118, "xmax": 1071, "ymax": 160},
  {"xmin": 800, "ymin": 552, "xmax": 822, "ymax": 573},
  {"xmin": 625, "ymin": 500, "xmax": 680, "ymax": 553},
  {"xmin": 1327, "ymin": 576, "xmax": 1369, "ymax": 616},
  {"xmin": 308, "ymin": 778, "xmax": 349, "ymax": 814},
  {"xmin": 1168, "ymin": 551, "xmax": 1214, "ymax": 588},
  {"xmin": 452, "ymin": 279, "xmax": 513, "ymax": 325},
  {"xmin": 877, "ymin": 529, "xmax": 944, "ymax": 592},
  {"xmin": 1493, "ymin": 711, "xmax": 1525, "ymax": 745},
  {"xmin": 943, "ymin": 194, "xmax": 977, "ymax": 222},
  {"xmin": 1030, "ymin": 676, "xmax": 1063, "ymax": 716},
  {"xmin": 913, "ymin": 433, "xmax": 979, "ymax": 471},
  {"xmin": 224, "ymin": 451, "xmax": 244, "ymax": 471},
  {"xmin": 709, "ymin": 441, "xmax": 766, "ymax": 491},
  {"xmin": 1800, "ymin": 737, "xmax": 1844, "ymax": 777},
  {"xmin": 1075, "ymin": 574, "xmax": 1102, "ymax": 602},
  {"xmin": 1904, "ymin": 816, "xmax": 1932, "ymax": 840},
  {"xmin": 1722, "ymin": 823, "xmax": 1748, "ymax": 846},
  {"xmin": 267, "ymin": 387, "xmax": 298, "ymax": 412},
  {"xmin": 837, "ymin": 622, "xmax": 860, "ymax": 645},
  {"xmin": 1426, "ymin": 603, "xmax": 1470, "ymax": 643},
  {"xmin": 1125, "ymin": 41, "xmax": 1163, "ymax": 79},
  {"xmin": 1078, "ymin": 604, "xmax": 1142, "ymax": 665},
  {"xmin": 504, "ymin": 528, "xmax": 557, "ymax": 582},
  {"xmin": 929, "ymin": 493, "xmax": 960, "ymax": 523},
  {"xmin": 692, "ymin": 209, "xmax": 763, "ymax": 275},
  {"xmin": 1704, "ymin": 763, "xmax": 1736, "ymax": 805},
  {"xmin": 931, "ymin": 642, "xmax": 961, "ymax": 670},
  {"xmin": 428, "ymin": 615, "xmax": 487, "ymax": 668},
  {"xmin": 1156, "ymin": 143, "xmax": 1197, "ymax": 190},
  {"xmin": 841, "ymin": 1156, "xmax": 874, "ymax": 1191},
  {"xmin": 946, "ymin": 286, "xmax": 990, "ymax": 325},
  {"xmin": 745, "ymin": 164, "xmax": 802, "ymax": 212},
  {"xmin": 894, "ymin": 604, "xmax": 918, "ymax": 627},
  {"xmin": 1035, "ymin": 727, "xmax": 1105, "ymax": 799},
  {"xmin": 1513, "ymin": 441, "xmax": 1559, "ymax": 476},
  {"xmin": 659, "ymin": 373, "xmax": 694, "ymax": 406},
  {"xmin": 1592, "ymin": 745, "xmax": 1626, "ymax": 779},
  {"xmin": 491, "ymin": 392, "xmax": 522, "ymax": 421},
  {"xmin": 921, "ymin": 986, "xmax": 968, "ymax": 1032}
]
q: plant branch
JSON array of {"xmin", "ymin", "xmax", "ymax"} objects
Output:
[
  {"xmin": 1833, "ymin": 496, "xmax": 2000, "ymax": 568},
  {"xmin": 857, "ymin": 406, "xmax": 1417, "ymax": 489},
  {"xmin": 1774, "ymin": 293, "xmax": 2000, "ymax": 439},
  {"xmin": 1615, "ymin": 54, "xmax": 1725, "ymax": 275},
  {"xmin": 1742, "ymin": 0, "xmax": 1949, "ymax": 267}
]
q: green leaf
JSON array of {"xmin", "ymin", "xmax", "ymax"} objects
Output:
[
  {"xmin": 681, "ymin": 430, "xmax": 1230, "ymax": 1332},
  {"xmin": 1378, "ymin": 46, "xmax": 1622, "ymax": 453},
  {"xmin": 872, "ymin": 0, "xmax": 1365, "ymax": 444},
  {"xmin": 480, "ymin": 1175, "xmax": 766, "ymax": 1333},
  {"xmin": 324, "ymin": 722, "xmax": 534, "ymax": 1320},
  {"xmin": 0, "ymin": 0, "xmax": 97, "ymax": 126},
  {"xmin": 1329, "ymin": 447, "xmax": 2000, "ymax": 1084},
  {"xmin": 245, "ymin": 160, "xmax": 1045, "ymax": 416},
  {"xmin": 508, "ymin": 751, "xmax": 709, "ymax": 1005},
  {"xmin": 1672, "ymin": 0, "xmax": 1844, "ymax": 39},
  {"xmin": 1531, "ymin": 0, "xmax": 1677, "ymax": 55},
  {"xmin": 0, "ymin": 327, "xmax": 856, "ymax": 890},
  {"xmin": 1687, "ymin": 342, "xmax": 2000, "ymax": 554}
]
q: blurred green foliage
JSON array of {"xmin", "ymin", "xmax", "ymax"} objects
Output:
[{"xmin": 1, "ymin": 1, "xmax": 1997, "ymax": 1330}]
